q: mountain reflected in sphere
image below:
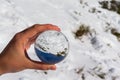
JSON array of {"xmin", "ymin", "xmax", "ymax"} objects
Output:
[{"xmin": 34, "ymin": 30, "xmax": 69, "ymax": 64}]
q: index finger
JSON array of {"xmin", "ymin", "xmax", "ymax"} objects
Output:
[{"xmin": 21, "ymin": 24, "xmax": 60, "ymax": 39}]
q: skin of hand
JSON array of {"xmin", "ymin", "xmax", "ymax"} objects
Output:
[{"xmin": 0, "ymin": 24, "xmax": 60, "ymax": 75}]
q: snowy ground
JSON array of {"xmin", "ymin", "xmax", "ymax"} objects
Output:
[{"xmin": 0, "ymin": 0, "xmax": 120, "ymax": 80}]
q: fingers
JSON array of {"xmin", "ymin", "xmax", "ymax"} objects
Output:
[
  {"xmin": 22, "ymin": 24, "xmax": 59, "ymax": 70},
  {"xmin": 21, "ymin": 24, "xmax": 60, "ymax": 39},
  {"xmin": 27, "ymin": 60, "xmax": 56, "ymax": 70}
]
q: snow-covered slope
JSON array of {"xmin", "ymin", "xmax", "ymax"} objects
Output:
[{"xmin": 0, "ymin": 0, "xmax": 120, "ymax": 80}]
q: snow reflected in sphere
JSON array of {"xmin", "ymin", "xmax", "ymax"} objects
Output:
[{"xmin": 34, "ymin": 30, "xmax": 69, "ymax": 64}]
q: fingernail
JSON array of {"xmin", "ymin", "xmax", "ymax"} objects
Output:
[{"xmin": 50, "ymin": 66, "xmax": 56, "ymax": 70}]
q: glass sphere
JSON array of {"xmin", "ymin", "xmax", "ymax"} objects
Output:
[{"xmin": 34, "ymin": 30, "xmax": 69, "ymax": 64}]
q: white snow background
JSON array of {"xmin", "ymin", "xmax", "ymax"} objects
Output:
[{"xmin": 0, "ymin": 0, "xmax": 120, "ymax": 80}]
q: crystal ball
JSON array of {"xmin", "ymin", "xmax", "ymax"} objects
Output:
[{"xmin": 34, "ymin": 30, "xmax": 69, "ymax": 64}]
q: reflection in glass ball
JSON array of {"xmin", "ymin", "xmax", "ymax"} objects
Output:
[{"xmin": 34, "ymin": 30, "xmax": 69, "ymax": 64}]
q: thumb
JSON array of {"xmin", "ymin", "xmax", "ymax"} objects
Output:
[
  {"xmin": 25, "ymin": 50, "xmax": 56, "ymax": 70},
  {"xmin": 28, "ymin": 60, "xmax": 56, "ymax": 70}
]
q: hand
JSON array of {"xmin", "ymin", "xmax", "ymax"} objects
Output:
[{"xmin": 0, "ymin": 24, "xmax": 60, "ymax": 75}]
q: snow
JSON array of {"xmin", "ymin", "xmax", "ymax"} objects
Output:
[{"xmin": 0, "ymin": 0, "xmax": 120, "ymax": 80}]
